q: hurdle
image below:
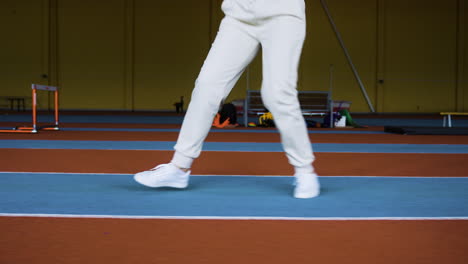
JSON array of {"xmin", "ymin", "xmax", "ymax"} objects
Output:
[{"xmin": 0, "ymin": 84, "xmax": 59, "ymax": 133}]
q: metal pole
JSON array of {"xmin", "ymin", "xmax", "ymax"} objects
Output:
[
  {"xmin": 54, "ymin": 89, "xmax": 59, "ymax": 128},
  {"xmin": 244, "ymin": 66, "xmax": 251, "ymax": 126},
  {"xmin": 32, "ymin": 85, "xmax": 38, "ymax": 133},
  {"xmin": 320, "ymin": 0, "xmax": 376, "ymax": 112},
  {"xmin": 329, "ymin": 64, "xmax": 334, "ymax": 97},
  {"xmin": 329, "ymin": 64, "xmax": 334, "ymax": 128}
]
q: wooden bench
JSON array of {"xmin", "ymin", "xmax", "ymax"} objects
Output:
[
  {"xmin": 243, "ymin": 90, "xmax": 334, "ymax": 127},
  {"xmin": 441, "ymin": 112, "xmax": 468, "ymax": 127}
]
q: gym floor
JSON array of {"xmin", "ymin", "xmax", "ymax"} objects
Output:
[{"xmin": 0, "ymin": 112, "xmax": 467, "ymax": 264}]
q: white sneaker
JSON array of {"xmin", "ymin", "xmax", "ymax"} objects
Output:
[
  {"xmin": 134, "ymin": 163, "xmax": 190, "ymax": 188},
  {"xmin": 294, "ymin": 173, "xmax": 320, "ymax": 199}
]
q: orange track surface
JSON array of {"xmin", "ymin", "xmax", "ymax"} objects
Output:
[
  {"xmin": 1, "ymin": 149, "xmax": 468, "ymax": 176},
  {"xmin": 1, "ymin": 217, "xmax": 467, "ymax": 264}
]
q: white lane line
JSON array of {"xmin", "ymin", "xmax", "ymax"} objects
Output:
[
  {"xmin": 1, "ymin": 213, "xmax": 468, "ymax": 221},
  {"xmin": 0, "ymin": 171, "xmax": 467, "ymax": 178}
]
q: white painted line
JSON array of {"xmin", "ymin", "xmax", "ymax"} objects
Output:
[
  {"xmin": 1, "ymin": 213, "xmax": 468, "ymax": 221},
  {"xmin": 0, "ymin": 171, "xmax": 467, "ymax": 178},
  {"xmin": 0, "ymin": 171, "xmax": 133, "ymax": 176}
]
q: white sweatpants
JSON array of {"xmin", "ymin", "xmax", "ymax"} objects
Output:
[{"xmin": 171, "ymin": 15, "xmax": 315, "ymax": 173}]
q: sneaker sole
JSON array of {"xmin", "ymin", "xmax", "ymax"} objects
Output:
[
  {"xmin": 134, "ymin": 174, "xmax": 188, "ymax": 189},
  {"xmin": 294, "ymin": 190, "xmax": 320, "ymax": 199}
]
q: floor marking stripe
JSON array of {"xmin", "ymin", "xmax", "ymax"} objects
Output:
[
  {"xmin": 1, "ymin": 172, "xmax": 467, "ymax": 178},
  {"xmin": 1, "ymin": 213, "xmax": 467, "ymax": 221},
  {"xmin": 2, "ymin": 140, "xmax": 468, "ymax": 154}
]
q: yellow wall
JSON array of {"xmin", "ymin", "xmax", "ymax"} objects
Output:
[
  {"xmin": 57, "ymin": 0, "xmax": 126, "ymax": 110},
  {"xmin": 133, "ymin": 0, "xmax": 211, "ymax": 110},
  {"xmin": 382, "ymin": 0, "xmax": 458, "ymax": 112},
  {"xmin": 0, "ymin": 0, "xmax": 467, "ymax": 113},
  {"xmin": 0, "ymin": 0, "xmax": 49, "ymax": 108},
  {"xmin": 301, "ymin": 0, "xmax": 378, "ymax": 111}
]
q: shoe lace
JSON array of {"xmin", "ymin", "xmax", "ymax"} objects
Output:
[
  {"xmin": 144, "ymin": 164, "xmax": 176, "ymax": 181},
  {"xmin": 149, "ymin": 164, "xmax": 169, "ymax": 171}
]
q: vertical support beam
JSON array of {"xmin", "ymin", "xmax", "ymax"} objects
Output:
[
  {"xmin": 209, "ymin": 0, "xmax": 213, "ymax": 46},
  {"xmin": 210, "ymin": 0, "xmax": 223, "ymax": 43},
  {"xmin": 456, "ymin": 0, "xmax": 465, "ymax": 111},
  {"xmin": 49, "ymin": 0, "xmax": 60, "ymax": 111},
  {"xmin": 41, "ymin": 0, "xmax": 50, "ymax": 85},
  {"xmin": 42, "ymin": 0, "xmax": 51, "ymax": 110},
  {"xmin": 124, "ymin": 0, "xmax": 135, "ymax": 111},
  {"xmin": 320, "ymin": 0, "xmax": 376, "ymax": 112},
  {"xmin": 329, "ymin": 64, "xmax": 334, "ymax": 128},
  {"xmin": 376, "ymin": 0, "xmax": 386, "ymax": 112},
  {"xmin": 48, "ymin": 0, "xmax": 58, "ymax": 88}
]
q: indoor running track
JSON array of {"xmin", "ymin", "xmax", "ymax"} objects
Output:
[{"xmin": 1, "ymin": 119, "xmax": 468, "ymax": 264}]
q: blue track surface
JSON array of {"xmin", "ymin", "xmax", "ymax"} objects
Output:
[
  {"xmin": 2, "ymin": 114, "xmax": 468, "ymax": 220},
  {"xmin": 1, "ymin": 139, "xmax": 468, "ymax": 153},
  {"xmin": 1, "ymin": 173, "xmax": 467, "ymax": 218}
]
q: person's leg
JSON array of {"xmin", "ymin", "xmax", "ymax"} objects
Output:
[
  {"xmin": 134, "ymin": 17, "xmax": 260, "ymax": 188},
  {"xmin": 259, "ymin": 16, "xmax": 319, "ymax": 198},
  {"xmin": 172, "ymin": 17, "xmax": 260, "ymax": 169}
]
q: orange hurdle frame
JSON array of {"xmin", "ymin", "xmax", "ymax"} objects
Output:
[{"xmin": 0, "ymin": 84, "xmax": 59, "ymax": 133}]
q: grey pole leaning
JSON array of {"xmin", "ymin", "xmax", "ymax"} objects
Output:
[{"xmin": 320, "ymin": 0, "xmax": 376, "ymax": 112}]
